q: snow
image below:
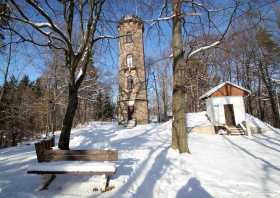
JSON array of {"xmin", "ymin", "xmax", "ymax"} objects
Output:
[
  {"xmin": 246, "ymin": 113, "xmax": 275, "ymax": 129},
  {"xmin": 28, "ymin": 161, "xmax": 116, "ymax": 173},
  {"xmin": 272, "ymin": 78, "xmax": 280, "ymax": 84},
  {"xmin": 75, "ymin": 68, "xmax": 83, "ymax": 83},
  {"xmin": 33, "ymin": 22, "xmax": 52, "ymax": 28},
  {"xmin": 1, "ymin": 116, "xmax": 280, "ymax": 197},
  {"xmin": 186, "ymin": 111, "xmax": 212, "ymax": 127},
  {"xmin": 186, "ymin": 110, "xmax": 273, "ymax": 132},
  {"xmin": 188, "ymin": 40, "xmax": 221, "ymax": 59}
]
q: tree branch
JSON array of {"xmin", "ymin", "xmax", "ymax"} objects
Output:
[
  {"xmin": 25, "ymin": 0, "xmax": 71, "ymax": 49},
  {"xmin": 186, "ymin": 0, "xmax": 240, "ymax": 59}
]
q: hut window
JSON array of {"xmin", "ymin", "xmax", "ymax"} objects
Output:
[
  {"xmin": 125, "ymin": 31, "xmax": 133, "ymax": 43},
  {"xmin": 127, "ymin": 76, "xmax": 133, "ymax": 91},
  {"xmin": 127, "ymin": 54, "xmax": 133, "ymax": 68}
]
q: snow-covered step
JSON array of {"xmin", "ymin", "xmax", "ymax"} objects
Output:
[
  {"xmin": 230, "ymin": 132, "xmax": 245, "ymax": 135},
  {"xmin": 224, "ymin": 125, "xmax": 245, "ymax": 135}
]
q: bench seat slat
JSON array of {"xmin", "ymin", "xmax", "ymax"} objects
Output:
[{"xmin": 27, "ymin": 161, "xmax": 116, "ymax": 174}]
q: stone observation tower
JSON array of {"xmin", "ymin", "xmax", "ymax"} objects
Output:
[{"xmin": 117, "ymin": 16, "xmax": 148, "ymax": 126}]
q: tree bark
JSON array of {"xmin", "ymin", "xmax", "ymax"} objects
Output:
[
  {"xmin": 258, "ymin": 61, "xmax": 280, "ymax": 128},
  {"xmin": 58, "ymin": 84, "xmax": 78, "ymax": 150},
  {"xmin": 245, "ymin": 63, "xmax": 253, "ymax": 114},
  {"xmin": 153, "ymin": 72, "xmax": 161, "ymax": 122},
  {"xmin": 0, "ymin": 31, "xmax": 12, "ymax": 103},
  {"xmin": 9, "ymin": 0, "xmax": 104, "ymax": 150},
  {"xmin": 257, "ymin": 77, "xmax": 264, "ymax": 120},
  {"xmin": 162, "ymin": 78, "xmax": 168, "ymax": 121},
  {"xmin": 171, "ymin": 0, "xmax": 190, "ymax": 153}
]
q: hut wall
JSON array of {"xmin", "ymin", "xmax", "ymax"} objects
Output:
[{"xmin": 206, "ymin": 96, "xmax": 246, "ymax": 126}]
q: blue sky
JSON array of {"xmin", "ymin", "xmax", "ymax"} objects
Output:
[
  {"xmin": 0, "ymin": 0, "xmax": 261, "ymax": 85},
  {"xmin": 0, "ymin": 0, "xmax": 173, "ymax": 84}
]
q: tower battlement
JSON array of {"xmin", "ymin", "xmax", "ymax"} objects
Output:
[{"xmin": 118, "ymin": 15, "xmax": 143, "ymax": 26}]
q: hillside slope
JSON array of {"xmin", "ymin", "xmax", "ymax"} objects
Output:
[{"xmin": 1, "ymin": 117, "xmax": 280, "ymax": 198}]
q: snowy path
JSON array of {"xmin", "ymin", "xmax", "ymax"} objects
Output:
[{"xmin": 1, "ymin": 121, "xmax": 280, "ymax": 198}]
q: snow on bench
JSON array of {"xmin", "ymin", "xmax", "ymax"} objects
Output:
[
  {"xmin": 28, "ymin": 137, "xmax": 118, "ymax": 191},
  {"xmin": 28, "ymin": 161, "xmax": 117, "ymax": 175}
]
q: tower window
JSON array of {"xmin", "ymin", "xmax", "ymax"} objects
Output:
[
  {"xmin": 125, "ymin": 31, "xmax": 133, "ymax": 43},
  {"xmin": 127, "ymin": 54, "xmax": 133, "ymax": 68},
  {"xmin": 127, "ymin": 76, "xmax": 133, "ymax": 91}
]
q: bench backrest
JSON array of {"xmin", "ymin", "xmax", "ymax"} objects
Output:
[
  {"xmin": 34, "ymin": 137, "xmax": 118, "ymax": 163},
  {"xmin": 45, "ymin": 149, "xmax": 118, "ymax": 162}
]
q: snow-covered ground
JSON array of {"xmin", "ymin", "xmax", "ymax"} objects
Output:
[
  {"xmin": 1, "ymin": 117, "xmax": 280, "ymax": 198},
  {"xmin": 186, "ymin": 111, "xmax": 212, "ymax": 128}
]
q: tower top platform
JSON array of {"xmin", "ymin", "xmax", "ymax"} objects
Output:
[{"xmin": 118, "ymin": 15, "xmax": 144, "ymax": 27}]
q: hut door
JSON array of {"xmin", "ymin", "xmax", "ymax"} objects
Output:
[{"xmin": 224, "ymin": 104, "xmax": 236, "ymax": 126}]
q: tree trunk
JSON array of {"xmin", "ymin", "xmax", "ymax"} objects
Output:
[
  {"xmin": 162, "ymin": 80, "xmax": 168, "ymax": 121},
  {"xmin": 259, "ymin": 61, "xmax": 280, "ymax": 128},
  {"xmin": 84, "ymin": 100, "xmax": 87, "ymax": 124},
  {"xmin": 53, "ymin": 67, "xmax": 58, "ymax": 134},
  {"xmin": 0, "ymin": 31, "xmax": 12, "ymax": 103},
  {"xmin": 245, "ymin": 63, "xmax": 253, "ymax": 114},
  {"xmin": 266, "ymin": 86, "xmax": 280, "ymax": 128},
  {"xmin": 153, "ymin": 72, "xmax": 161, "ymax": 122},
  {"xmin": 171, "ymin": 0, "xmax": 190, "ymax": 153},
  {"xmin": 257, "ymin": 76, "xmax": 264, "ymax": 120},
  {"xmin": 58, "ymin": 85, "xmax": 79, "ymax": 150},
  {"xmin": 51, "ymin": 102, "xmax": 56, "ymax": 134}
]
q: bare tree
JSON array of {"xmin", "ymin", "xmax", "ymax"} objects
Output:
[
  {"xmin": 171, "ymin": 0, "xmax": 188, "ymax": 152},
  {"xmin": 157, "ymin": 0, "xmax": 239, "ymax": 153},
  {"xmin": 8, "ymin": 0, "xmax": 106, "ymax": 149}
]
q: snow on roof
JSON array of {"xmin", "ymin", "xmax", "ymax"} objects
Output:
[{"xmin": 199, "ymin": 81, "xmax": 251, "ymax": 100}]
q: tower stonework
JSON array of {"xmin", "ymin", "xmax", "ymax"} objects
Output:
[{"xmin": 117, "ymin": 16, "xmax": 148, "ymax": 125}]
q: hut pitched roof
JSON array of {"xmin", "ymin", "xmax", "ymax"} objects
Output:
[{"xmin": 199, "ymin": 81, "xmax": 251, "ymax": 100}]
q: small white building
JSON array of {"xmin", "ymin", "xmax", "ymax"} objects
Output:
[{"xmin": 200, "ymin": 82, "xmax": 251, "ymax": 127}]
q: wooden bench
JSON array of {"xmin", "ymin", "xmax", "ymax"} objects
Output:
[{"xmin": 27, "ymin": 137, "xmax": 118, "ymax": 191}]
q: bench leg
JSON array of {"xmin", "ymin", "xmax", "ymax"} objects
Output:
[
  {"xmin": 40, "ymin": 174, "xmax": 56, "ymax": 191},
  {"xmin": 99, "ymin": 175, "xmax": 114, "ymax": 192},
  {"xmin": 105, "ymin": 175, "xmax": 110, "ymax": 189}
]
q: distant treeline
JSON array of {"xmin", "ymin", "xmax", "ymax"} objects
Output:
[{"xmin": 0, "ymin": 66, "xmax": 114, "ymax": 148}]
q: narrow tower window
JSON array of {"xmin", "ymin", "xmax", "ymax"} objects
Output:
[
  {"xmin": 127, "ymin": 76, "xmax": 133, "ymax": 91},
  {"xmin": 125, "ymin": 31, "xmax": 133, "ymax": 43},
  {"xmin": 127, "ymin": 54, "xmax": 133, "ymax": 68}
]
